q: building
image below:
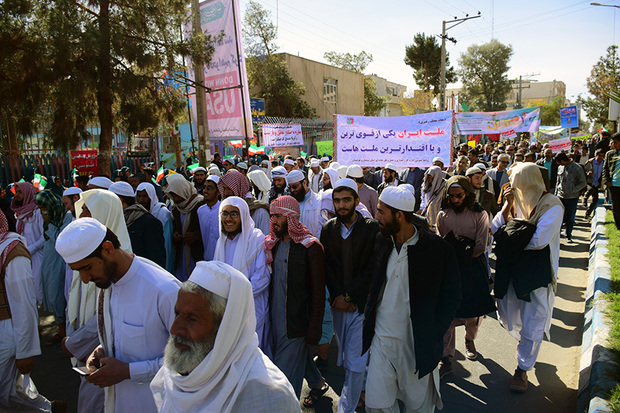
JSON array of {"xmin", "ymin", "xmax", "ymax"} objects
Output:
[
  {"xmin": 277, "ymin": 53, "xmax": 364, "ymax": 120},
  {"xmin": 367, "ymin": 75, "xmax": 407, "ymax": 117},
  {"xmin": 505, "ymin": 80, "xmax": 567, "ymax": 109}
]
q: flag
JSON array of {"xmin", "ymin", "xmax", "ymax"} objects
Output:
[
  {"xmin": 188, "ymin": 162, "xmax": 200, "ymax": 172},
  {"xmin": 156, "ymin": 166, "xmax": 165, "ymax": 183},
  {"xmin": 301, "ymin": 151, "xmax": 307, "ymax": 158},
  {"xmin": 599, "ymin": 126, "xmax": 608, "ymax": 133},
  {"xmin": 33, "ymin": 174, "xmax": 47, "ymax": 191},
  {"xmin": 248, "ymin": 145, "xmax": 265, "ymax": 156},
  {"xmin": 229, "ymin": 140, "xmax": 243, "ymax": 148},
  {"xmin": 71, "ymin": 168, "xmax": 79, "ymax": 187}
]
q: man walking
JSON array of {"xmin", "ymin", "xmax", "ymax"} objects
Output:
[
  {"xmin": 554, "ymin": 152, "xmax": 586, "ymax": 241},
  {"xmin": 363, "ymin": 186, "xmax": 461, "ymax": 412},
  {"xmin": 320, "ymin": 179, "xmax": 379, "ymax": 412},
  {"xmin": 584, "ymin": 149, "xmax": 605, "ymax": 220},
  {"xmin": 603, "ymin": 133, "xmax": 620, "ymax": 229}
]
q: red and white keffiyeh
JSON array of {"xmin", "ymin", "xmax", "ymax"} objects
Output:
[
  {"xmin": 264, "ymin": 195, "xmax": 322, "ymax": 264},
  {"xmin": 218, "ymin": 170, "xmax": 250, "ymax": 199},
  {"xmin": 0, "ymin": 210, "xmax": 20, "ymax": 269},
  {"xmin": 10, "ymin": 182, "xmax": 38, "ymax": 235}
]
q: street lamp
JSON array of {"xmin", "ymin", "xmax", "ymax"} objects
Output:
[{"xmin": 591, "ymin": 2, "xmax": 620, "ymax": 46}]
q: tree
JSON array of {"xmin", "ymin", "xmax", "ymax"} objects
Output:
[
  {"xmin": 404, "ymin": 33, "xmax": 456, "ymax": 93},
  {"xmin": 244, "ymin": 0, "xmax": 316, "ymax": 118},
  {"xmin": 1, "ymin": 0, "xmax": 217, "ymax": 176},
  {"xmin": 400, "ymin": 91, "xmax": 435, "ymax": 115},
  {"xmin": 323, "ymin": 51, "xmax": 387, "ymax": 116},
  {"xmin": 458, "ymin": 39, "xmax": 513, "ymax": 112},
  {"xmin": 526, "ymin": 96, "xmax": 564, "ymax": 125},
  {"xmin": 577, "ymin": 46, "xmax": 620, "ymax": 129}
]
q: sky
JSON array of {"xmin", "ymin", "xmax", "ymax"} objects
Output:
[{"xmin": 238, "ymin": 0, "xmax": 620, "ymax": 103}]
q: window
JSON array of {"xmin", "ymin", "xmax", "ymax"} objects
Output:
[
  {"xmin": 386, "ymin": 86, "xmax": 395, "ymax": 97},
  {"xmin": 324, "ymin": 78, "xmax": 337, "ymax": 103}
]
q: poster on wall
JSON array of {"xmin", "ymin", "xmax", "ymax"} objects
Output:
[
  {"xmin": 262, "ymin": 124, "xmax": 304, "ymax": 147},
  {"xmin": 70, "ymin": 150, "xmax": 98, "ymax": 177},
  {"xmin": 335, "ymin": 111, "xmax": 453, "ymax": 167}
]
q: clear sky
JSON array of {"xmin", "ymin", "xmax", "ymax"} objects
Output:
[{"xmin": 239, "ymin": 0, "xmax": 620, "ymax": 102}]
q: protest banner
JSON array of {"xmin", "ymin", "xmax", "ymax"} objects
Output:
[
  {"xmin": 549, "ymin": 137, "xmax": 572, "ymax": 152},
  {"xmin": 251, "ymin": 98, "xmax": 265, "ymax": 122},
  {"xmin": 335, "ymin": 111, "xmax": 453, "ymax": 167},
  {"xmin": 262, "ymin": 124, "xmax": 304, "ymax": 147},
  {"xmin": 186, "ymin": 0, "xmax": 252, "ymax": 141},
  {"xmin": 570, "ymin": 134, "xmax": 591, "ymax": 140},
  {"xmin": 70, "ymin": 150, "xmax": 98, "ymax": 177},
  {"xmin": 455, "ymin": 107, "xmax": 541, "ymax": 135},
  {"xmin": 560, "ymin": 106, "xmax": 579, "ymax": 129},
  {"xmin": 316, "ymin": 140, "xmax": 333, "ymax": 157}
]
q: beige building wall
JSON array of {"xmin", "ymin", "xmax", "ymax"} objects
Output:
[
  {"xmin": 278, "ymin": 53, "xmax": 364, "ymax": 120},
  {"xmin": 368, "ymin": 74, "xmax": 407, "ymax": 117}
]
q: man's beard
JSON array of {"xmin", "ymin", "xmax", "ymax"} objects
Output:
[
  {"xmin": 274, "ymin": 222, "xmax": 288, "ymax": 238},
  {"xmin": 379, "ymin": 216, "xmax": 400, "ymax": 237},
  {"xmin": 164, "ymin": 333, "xmax": 216, "ymax": 376},
  {"xmin": 138, "ymin": 200, "xmax": 150, "ymax": 210},
  {"xmin": 336, "ymin": 207, "xmax": 355, "ymax": 223},
  {"xmin": 95, "ymin": 259, "xmax": 118, "ymax": 289},
  {"xmin": 322, "ymin": 183, "xmax": 332, "ymax": 190},
  {"xmin": 451, "ymin": 203, "xmax": 466, "ymax": 213},
  {"xmin": 385, "ymin": 174, "xmax": 394, "ymax": 184},
  {"xmin": 292, "ymin": 189, "xmax": 305, "ymax": 202}
]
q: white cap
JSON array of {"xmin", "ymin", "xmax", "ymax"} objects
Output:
[
  {"xmin": 310, "ymin": 159, "xmax": 320, "ymax": 168},
  {"xmin": 207, "ymin": 175, "xmax": 220, "ymax": 184},
  {"xmin": 237, "ymin": 162, "xmax": 248, "ymax": 170},
  {"xmin": 432, "ymin": 157, "xmax": 445, "ymax": 165},
  {"xmin": 272, "ymin": 166, "xmax": 287, "ymax": 177},
  {"xmin": 188, "ymin": 261, "xmax": 233, "ymax": 299},
  {"xmin": 473, "ymin": 162, "xmax": 487, "ymax": 171},
  {"xmin": 333, "ymin": 178, "xmax": 358, "ymax": 194},
  {"xmin": 55, "ymin": 218, "xmax": 107, "ymax": 264},
  {"xmin": 261, "ymin": 160, "xmax": 269, "ymax": 166},
  {"xmin": 63, "ymin": 187, "xmax": 83, "ymax": 197},
  {"xmin": 224, "ymin": 158, "xmax": 234, "ymax": 164},
  {"xmin": 321, "ymin": 157, "xmax": 330, "ymax": 162},
  {"xmin": 336, "ymin": 165, "xmax": 348, "ymax": 179},
  {"xmin": 330, "ymin": 161, "xmax": 341, "ymax": 170},
  {"xmin": 286, "ymin": 170, "xmax": 305, "ymax": 184},
  {"xmin": 193, "ymin": 167, "xmax": 207, "ymax": 173},
  {"xmin": 88, "ymin": 176, "xmax": 113, "ymax": 189},
  {"xmin": 466, "ymin": 167, "xmax": 483, "ymax": 176},
  {"xmin": 208, "ymin": 166, "xmax": 221, "ymax": 176},
  {"xmin": 346, "ymin": 164, "xmax": 363, "ymax": 179},
  {"xmin": 379, "ymin": 186, "xmax": 415, "ymax": 212},
  {"xmin": 284, "ymin": 159, "xmax": 295, "ymax": 166},
  {"xmin": 109, "ymin": 181, "xmax": 136, "ymax": 198},
  {"xmin": 400, "ymin": 184, "xmax": 416, "ymax": 197},
  {"xmin": 384, "ymin": 163, "xmax": 398, "ymax": 173}
]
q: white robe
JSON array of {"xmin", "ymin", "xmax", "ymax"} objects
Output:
[
  {"xmin": 97, "ymin": 257, "xmax": 180, "ymax": 413},
  {"xmin": 197, "ymin": 201, "xmax": 220, "ymax": 261},
  {"xmin": 298, "ymin": 190, "xmax": 322, "ymax": 238},
  {"xmin": 16, "ymin": 209, "xmax": 45, "ymax": 304}
]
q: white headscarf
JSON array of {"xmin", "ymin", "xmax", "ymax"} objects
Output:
[
  {"xmin": 247, "ymin": 170, "xmax": 271, "ymax": 204},
  {"xmin": 509, "ymin": 162, "xmax": 546, "ymax": 219},
  {"xmin": 213, "ymin": 197, "xmax": 265, "ymax": 277},
  {"xmin": 137, "ymin": 182, "xmax": 168, "ymax": 222},
  {"xmin": 318, "ymin": 189, "xmax": 372, "ymax": 228},
  {"xmin": 322, "ymin": 168, "xmax": 340, "ymax": 191},
  {"xmin": 150, "ymin": 261, "xmax": 297, "ymax": 413}
]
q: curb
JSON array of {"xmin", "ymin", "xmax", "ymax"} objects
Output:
[{"xmin": 577, "ymin": 205, "xmax": 618, "ymax": 413}]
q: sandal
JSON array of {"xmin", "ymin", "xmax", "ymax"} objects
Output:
[{"xmin": 302, "ymin": 382, "xmax": 329, "ymax": 408}]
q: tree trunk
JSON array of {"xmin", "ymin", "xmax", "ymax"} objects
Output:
[
  {"xmin": 173, "ymin": 125, "xmax": 182, "ymax": 169},
  {"xmin": 96, "ymin": 0, "xmax": 113, "ymax": 177},
  {"xmin": 6, "ymin": 118, "xmax": 20, "ymax": 182}
]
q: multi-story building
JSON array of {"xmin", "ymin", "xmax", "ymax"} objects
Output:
[{"xmin": 367, "ymin": 75, "xmax": 407, "ymax": 117}]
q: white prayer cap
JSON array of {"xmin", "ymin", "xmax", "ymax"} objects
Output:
[
  {"xmin": 207, "ymin": 175, "xmax": 220, "ymax": 184},
  {"xmin": 384, "ymin": 163, "xmax": 398, "ymax": 173},
  {"xmin": 208, "ymin": 166, "xmax": 221, "ymax": 176},
  {"xmin": 400, "ymin": 184, "xmax": 416, "ymax": 197},
  {"xmin": 321, "ymin": 157, "xmax": 329, "ymax": 162},
  {"xmin": 284, "ymin": 159, "xmax": 295, "ymax": 166},
  {"xmin": 88, "ymin": 176, "xmax": 113, "ymax": 189},
  {"xmin": 188, "ymin": 261, "xmax": 235, "ymax": 299},
  {"xmin": 466, "ymin": 166, "xmax": 483, "ymax": 177},
  {"xmin": 55, "ymin": 217, "xmax": 107, "ymax": 264},
  {"xmin": 63, "ymin": 187, "xmax": 82, "ymax": 197},
  {"xmin": 261, "ymin": 160, "xmax": 270, "ymax": 166},
  {"xmin": 432, "ymin": 157, "xmax": 445, "ymax": 165},
  {"xmin": 310, "ymin": 159, "xmax": 320, "ymax": 168},
  {"xmin": 330, "ymin": 161, "xmax": 341, "ymax": 170},
  {"xmin": 473, "ymin": 162, "xmax": 487, "ymax": 171},
  {"xmin": 346, "ymin": 165, "xmax": 363, "ymax": 179},
  {"xmin": 193, "ymin": 167, "xmax": 207, "ymax": 173},
  {"xmin": 237, "ymin": 162, "xmax": 248, "ymax": 170},
  {"xmin": 286, "ymin": 170, "xmax": 305, "ymax": 184},
  {"xmin": 271, "ymin": 166, "xmax": 287, "ymax": 177},
  {"xmin": 109, "ymin": 181, "xmax": 136, "ymax": 198},
  {"xmin": 333, "ymin": 178, "xmax": 358, "ymax": 195},
  {"xmin": 223, "ymin": 158, "xmax": 234, "ymax": 164},
  {"xmin": 336, "ymin": 165, "xmax": 348, "ymax": 179},
  {"xmin": 379, "ymin": 186, "xmax": 415, "ymax": 212}
]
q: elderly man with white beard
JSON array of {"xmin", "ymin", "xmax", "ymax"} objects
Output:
[{"xmin": 150, "ymin": 261, "xmax": 300, "ymax": 413}]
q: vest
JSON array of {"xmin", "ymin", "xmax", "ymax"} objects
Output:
[{"xmin": 0, "ymin": 242, "xmax": 31, "ymax": 320}]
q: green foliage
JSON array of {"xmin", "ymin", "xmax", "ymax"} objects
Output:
[
  {"xmin": 404, "ymin": 33, "xmax": 456, "ymax": 93},
  {"xmin": 527, "ymin": 96, "xmax": 564, "ymax": 125},
  {"xmin": 324, "ymin": 51, "xmax": 373, "ymax": 74},
  {"xmin": 604, "ymin": 210, "xmax": 620, "ymax": 411},
  {"xmin": 578, "ymin": 46, "xmax": 620, "ymax": 130},
  {"xmin": 244, "ymin": 0, "xmax": 316, "ymax": 118},
  {"xmin": 458, "ymin": 39, "xmax": 513, "ymax": 112},
  {"xmin": 363, "ymin": 76, "xmax": 388, "ymax": 116}
]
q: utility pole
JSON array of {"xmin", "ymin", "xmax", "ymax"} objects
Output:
[
  {"xmin": 513, "ymin": 73, "xmax": 539, "ymax": 109},
  {"xmin": 191, "ymin": 0, "xmax": 212, "ymax": 168},
  {"xmin": 440, "ymin": 13, "xmax": 481, "ymax": 111}
]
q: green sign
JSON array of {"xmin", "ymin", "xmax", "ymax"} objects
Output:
[{"xmin": 316, "ymin": 140, "xmax": 333, "ymax": 157}]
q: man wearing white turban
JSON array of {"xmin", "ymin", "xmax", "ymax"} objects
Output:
[
  {"xmin": 150, "ymin": 261, "xmax": 300, "ymax": 413},
  {"xmin": 213, "ymin": 197, "xmax": 270, "ymax": 351},
  {"xmin": 418, "ymin": 166, "xmax": 446, "ymax": 231}
]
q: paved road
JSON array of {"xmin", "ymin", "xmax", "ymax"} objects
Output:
[{"xmin": 33, "ymin": 208, "xmax": 589, "ymax": 413}]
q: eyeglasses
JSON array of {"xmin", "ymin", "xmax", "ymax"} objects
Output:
[
  {"xmin": 220, "ymin": 211, "xmax": 240, "ymax": 218},
  {"xmin": 448, "ymin": 192, "xmax": 466, "ymax": 199}
]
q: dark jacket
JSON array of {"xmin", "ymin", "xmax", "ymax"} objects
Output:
[
  {"xmin": 477, "ymin": 188, "xmax": 501, "ymax": 217},
  {"xmin": 602, "ymin": 148, "xmax": 619, "ymax": 188},
  {"xmin": 171, "ymin": 201, "xmax": 206, "ymax": 264},
  {"xmin": 269, "ymin": 241, "xmax": 325, "ymax": 345},
  {"xmin": 128, "ymin": 213, "xmax": 166, "ymax": 268},
  {"xmin": 363, "ymin": 226, "xmax": 461, "ymax": 379},
  {"xmin": 320, "ymin": 212, "xmax": 379, "ymax": 312},
  {"xmin": 400, "ymin": 168, "xmax": 425, "ymax": 210},
  {"xmin": 536, "ymin": 158, "xmax": 559, "ymax": 190}
]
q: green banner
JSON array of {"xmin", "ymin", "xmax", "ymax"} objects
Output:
[
  {"xmin": 316, "ymin": 140, "xmax": 333, "ymax": 157},
  {"xmin": 570, "ymin": 134, "xmax": 590, "ymax": 140}
]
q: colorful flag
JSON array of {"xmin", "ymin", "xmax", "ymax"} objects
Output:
[
  {"xmin": 229, "ymin": 140, "xmax": 244, "ymax": 148},
  {"xmin": 156, "ymin": 166, "xmax": 165, "ymax": 183},
  {"xmin": 188, "ymin": 162, "xmax": 200, "ymax": 172},
  {"xmin": 598, "ymin": 126, "xmax": 608, "ymax": 133},
  {"xmin": 248, "ymin": 145, "xmax": 265, "ymax": 156},
  {"xmin": 33, "ymin": 174, "xmax": 47, "ymax": 191},
  {"xmin": 301, "ymin": 151, "xmax": 307, "ymax": 158}
]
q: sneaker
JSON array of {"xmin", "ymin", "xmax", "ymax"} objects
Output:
[
  {"xmin": 510, "ymin": 368, "xmax": 528, "ymax": 393},
  {"xmin": 439, "ymin": 357, "xmax": 452, "ymax": 379},
  {"xmin": 465, "ymin": 339, "xmax": 477, "ymax": 360}
]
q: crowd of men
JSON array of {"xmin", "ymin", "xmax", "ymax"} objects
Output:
[{"xmin": 1, "ymin": 130, "xmax": 619, "ymax": 413}]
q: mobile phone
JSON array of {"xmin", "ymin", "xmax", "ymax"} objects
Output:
[{"xmin": 72, "ymin": 366, "xmax": 93, "ymax": 376}]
